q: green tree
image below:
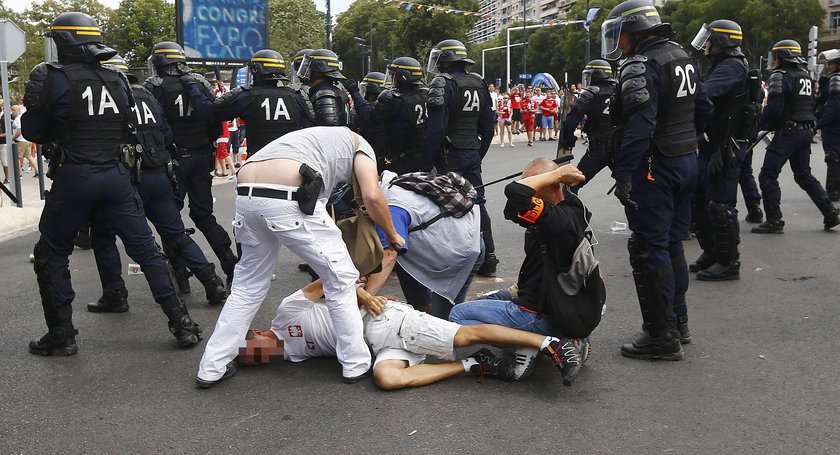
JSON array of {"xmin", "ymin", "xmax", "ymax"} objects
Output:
[
  {"xmin": 109, "ymin": 0, "xmax": 175, "ymax": 66},
  {"xmin": 267, "ymin": 0, "xmax": 326, "ymax": 64},
  {"xmin": 662, "ymin": 0, "xmax": 825, "ymax": 68},
  {"xmin": 332, "ymin": 0, "xmax": 478, "ymax": 80}
]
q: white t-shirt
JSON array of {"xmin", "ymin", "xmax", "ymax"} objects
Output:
[
  {"xmin": 531, "ymin": 95, "xmax": 546, "ymax": 113},
  {"xmin": 11, "ymin": 114, "xmax": 27, "ymax": 143},
  {"xmin": 490, "ymin": 91, "xmax": 500, "ymax": 111},
  {"xmin": 243, "ymin": 126, "xmax": 376, "ymax": 200}
]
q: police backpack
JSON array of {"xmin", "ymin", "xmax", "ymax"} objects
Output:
[{"xmin": 734, "ymin": 68, "xmax": 764, "ymax": 141}]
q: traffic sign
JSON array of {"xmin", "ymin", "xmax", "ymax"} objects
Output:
[
  {"xmin": 518, "ymin": 73, "xmax": 532, "ymax": 79},
  {"xmin": 0, "ymin": 19, "xmax": 26, "ymax": 62}
]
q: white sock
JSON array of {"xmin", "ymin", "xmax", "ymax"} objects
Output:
[
  {"xmin": 461, "ymin": 358, "xmax": 478, "ymax": 372},
  {"xmin": 540, "ymin": 336, "xmax": 557, "ymax": 351}
]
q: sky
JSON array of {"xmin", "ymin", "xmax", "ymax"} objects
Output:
[{"xmin": 6, "ymin": 0, "xmax": 354, "ymax": 16}]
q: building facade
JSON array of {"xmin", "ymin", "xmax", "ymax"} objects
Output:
[
  {"xmin": 468, "ymin": 0, "xmax": 577, "ymax": 43},
  {"xmin": 821, "ymin": 0, "xmax": 840, "ymax": 48}
]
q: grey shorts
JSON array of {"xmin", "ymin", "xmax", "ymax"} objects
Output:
[{"xmin": 364, "ymin": 302, "xmax": 461, "ymax": 368}]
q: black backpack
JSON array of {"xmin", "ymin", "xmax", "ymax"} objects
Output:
[{"xmin": 389, "ymin": 171, "xmax": 477, "ymax": 232}]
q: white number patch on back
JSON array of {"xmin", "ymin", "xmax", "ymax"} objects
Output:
[
  {"xmin": 81, "ymin": 85, "xmax": 120, "ymax": 116},
  {"xmin": 414, "ymin": 103, "xmax": 427, "ymax": 125},
  {"xmin": 674, "ymin": 64, "xmax": 697, "ymax": 98},
  {"xmin": 260, "ymin": 97, "xmax": 291, "ymax": 121},
  {"xmin": 463, "ymin": 90, "xmax": 480, "ymax": 111},
  {"xmin": 798, "ymin": 78, "xmax": 812, "ymax": 96}
]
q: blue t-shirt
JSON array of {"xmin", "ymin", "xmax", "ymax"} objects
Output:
[{"xmin": 376, "ymin": 206, "xmax": 410, "ymax": 254}]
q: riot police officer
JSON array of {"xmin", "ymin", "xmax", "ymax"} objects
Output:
[
  {"xmin": 600, "ymin": 0, "xmax": 713, "ymax": 360},
  {"xmin": 144, "ymin": 41, "xmax": 238, "ymax": 289},
  {"xmin": 21, "ymin": 13, "xmax": 201, "ymax": 355},
  {"xmin": 347, "ymin": 71, "xmax": 387, "ymax": 167},
  {"xmin": 425, "ymin": 39, "xmax": 498, "ymax": 276},
  {"xmin": 290, "ymin": 49, "xmax": 313, "ymax": 88},
  {"xmin": 214, "ymin": 49, "xmax": 313, "ymax": 155},
  {"xmin": 87, "ymin": 55, "xmax": 228, "ymax": 312},
  {"xmin": 687, "ymin": 20, "xmax": 753, "ymax": 281},
  {"xmin": 296, "ymin": 49, "xmax": 352, "ymax": 126},
  {"xmin": 752, "ymin": 40, "xmax": 840, "ymax": 234},
  {"xmin": 561, "ymin": 59, "xmax": 617, "ymax": 187},
  {"xmin": 376, "ymin": 57, "xmax": 430, "ymax": 175},
  {"xmin": 816, "ymin": 49, "xmax": 840, "ymax": 202}
]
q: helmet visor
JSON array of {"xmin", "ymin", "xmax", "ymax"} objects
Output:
[
  {"xmin": 384, "ymin": 68, "xmax": 396, "ymax": 88},
  {"xmin": 691, "ymin": 24, "xmax": 711, "ymax": 50},
  {"xmin": 427, "ymin": 48, "xmax": 442, "ymax": 73},
  {"xmin": 601, "ymin": 17, "xmax": 624, "ymax": 60},
  {"xmin": 295, "ymin": 55, "xmax": 312, "ymax": 81},
  {"xmin": 582, "ymin": 69, "xmax": 593, "ymax": 88}
]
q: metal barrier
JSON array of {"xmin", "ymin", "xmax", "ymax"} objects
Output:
[{"xmin": 0, "ymin": 142, "xmax": 47, "ymax": 208}]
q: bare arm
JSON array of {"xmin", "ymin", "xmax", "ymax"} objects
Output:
[
  {"xmin": 362, "ymin": 248, "xmax": 397, "ymax": 296},
  {"xmin": 354, "ymin": 152, "xmax": 405, "ymax": 249},
  {"xmin": 516, "ymin": 164, "xmax": 585, "ymax": 193}
]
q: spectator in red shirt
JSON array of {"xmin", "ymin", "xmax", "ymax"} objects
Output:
[
  {"xmin": 498, "ymin": 95, "xmax": 514, "ymax": 147},
  {"xmin": 521, "ymin": 91, "xmax": 537, "ymax": 146},
  {"xmin": 540, "ymin": 91, "xmax": 559, "ymax": 141},
  {"xmin": 510, "ymin": 87, "xmax": 523, "ymax": 135}
]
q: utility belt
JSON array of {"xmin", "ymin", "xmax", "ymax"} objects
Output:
[
  {"xmin": 236, "ymin": 163, "xmax": 323, "ymax": 215},
  {"xmin": 783, "ymin": 120, "xmax": 815, "ymax": 134}
]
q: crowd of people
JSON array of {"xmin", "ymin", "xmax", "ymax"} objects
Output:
[{"xmin": 13, "ymin": 0, "xmax": 840, "ymax": 394}]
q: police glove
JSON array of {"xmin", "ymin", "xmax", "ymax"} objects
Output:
[
  {"xmin": 341, "ymin": 79, "xmax": 360, "ymax": 95},
  {"xmin": 614, "ymin": 178, "xmax": 638, "ymax": 211}
]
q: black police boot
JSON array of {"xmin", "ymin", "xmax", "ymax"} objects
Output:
[
  {"xmin": 87, "ymin": 289, "xmax": 129, "ymax": 313},
  {"xmin": 697, "ymin": 261, "xmax": 740, "ymax": 281},
  {"xmin": 745, "ymin": 202, "xmax": 764, "ymax": 223},
  {"xmin": 477, "ymin": 252, "xmax": 499, "ymax": 278},
  {"xmin": 823, "ymin": 208, "xmax": 840, "ymax": 230},
  {"xmin": 677, "ymin": 315, "xmax": 691, "ymax": 345},
  {"xmin": 29, "ymin": 305, "xmax": 78, "ymax": 356},
  {"xmin": 172, "ymin": 266, "xmax": 192, "ymax": 294},
  {"xmin": 201, "ymin": 275, "xmax": 228, "ymax": 306},
  {"xmin": 217, "ymin": 248, "xmax": 239, "ymax": 288},
  {"xmin": 159, "ymin": 296, "xmax": 202, "ymax": 348},
  {"xmin": 620, "ymin": 329, "xmax": 684, "ymax": 361},
  {"xmin": 751, "ymin": 219, "xmax": 784, "ymax": 234},
  {"xmin": 688, "ymin": 252, "xmax": 716, "ymax": 273}
]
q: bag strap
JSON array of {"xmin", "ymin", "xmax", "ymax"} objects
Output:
[{"xmin": 350, "ymin": 132, "xmax": 365, "ymax": 211}]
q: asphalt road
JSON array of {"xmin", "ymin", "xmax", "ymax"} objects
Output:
[{"xmin": 1, "ymin": 135, "xmax": 839, "ymax": 454}]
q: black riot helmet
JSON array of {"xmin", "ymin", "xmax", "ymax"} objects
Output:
[
  {"xmin": 601, "ymin": 0, "xmax": 671, "ymax": 60},
  {"xmin": 582, "ymin": 59, "xmax": 614, "ymax": 87},
  {"xmin": 360, "ymin": 72, "xmax": 386, "ymax": 99},
  {"xmin": 296, "ymin": 48, "xmax": 345, "ymax": 81},
  {"xmin": 150, "ymin": 41, "xmax": 189, "ymax": 76},
  {"xmin": 385, "ymin": 56, "xmax": 424, "ymax": 87},
  {"xmin": 46, "ymin": 12, "xmax": 117, "ymax": 63},
  {"xmin": 100, "ymin": 53, "xmax": 138, "ymax": 83},
  {"xmin": 427, "ymin": 39, "xmax": 475, "ymax": 73},
  {"xmin": 249, "ymin": 49, "xmax": 286, "ymax": 81},
  {"xmin": 770, "ymin": 39, "xmax": 806, "ymax": 68},
  {"xmin": 291, "ymin": 49, "xmax": 313, "ymax": 83},
  {"xmin": 691, "ymin": 19, "xmax": 743, "ymax": 53}
]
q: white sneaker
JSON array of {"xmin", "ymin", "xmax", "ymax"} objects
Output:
[
  {"xmin": 513, "ymin": 347, "xmax": 539, "ymax": 380},
  {"xmin": 510, "ymin": 142, "xmax": 515, "ymax": 147},
  {"xmin": 500, "ymin": 143, "xmax": 505, "ymax": 148}
]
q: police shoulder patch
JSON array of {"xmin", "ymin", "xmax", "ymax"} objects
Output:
[
  {"xmin": 767, "ymin": 70, "xmax": 785, "ymax": 97},
  {"xmin": 828, "ymin": 74, "xmax": 840, "ymax": 95}
]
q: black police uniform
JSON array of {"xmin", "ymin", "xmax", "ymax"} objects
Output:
[
  {"xmin": 214, "ymin": 81, "xmax": 313, "ymax": 155},
  {"xmin": 612, "ymin": 37, "xmax": 713, "ymax": 350},
  {"xmin": 690, "ymin": 52, "xmax": 750, "ymax": 279},
  {"xmin": 425, "ymin": 68, "xmax": 496, "ymax": 261},
  {"xmin": 144, "ymin": 73, "xmax": 238, "ymax": 280},
  {"xmin": 22, "ymin": 61, "xmax": 200, "ymax": 353},
  {"xmin": 349, "ymin": 86, "xmax": 386, "ymax": 168},
  {"xmin": 755, "ymin": 65, "xmax": 838, "ymax": 231},
  {"xmin": 817, "ymin": 71, "xmax": 840, "ymax": 201},
  {"xmin": 376, "ymin": 85, "xmax": 429, "ymax": 174},
  {"xmin": 89, "ymin": 84, "xmax": 227, "ymax": 309},
  {"xmin": 561, "ymin": 80, "xmax": 617, "ymax": 186},
  {"xmin": 310, "ymin": 80, "xmax": 352, "ymax": 126}
]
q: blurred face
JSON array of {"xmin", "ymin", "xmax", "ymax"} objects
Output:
[
  {"xmin": 488, "ymin": 83, "xmax": 495, "ymax": 92},
  {"xmin": 11, "ymin": 105, "xmax": 21, "ymax": 117},
  {"xmin": 535, "ymin": 88, "xmax": 541, "ymax": 95}
]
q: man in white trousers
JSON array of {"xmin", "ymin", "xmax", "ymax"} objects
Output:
[{"xmin": 196, "ymin": 126, "xmax": 405, "ymax": 387}]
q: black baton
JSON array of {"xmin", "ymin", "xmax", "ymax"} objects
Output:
[{"xmin": 476, "ymin": 154, "xmax": 574, "ymax": 189}]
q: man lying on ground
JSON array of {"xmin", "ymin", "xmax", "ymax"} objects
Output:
[{"xmin": 234, "ymin": 280, "xmax": 582, "ymax": 390}]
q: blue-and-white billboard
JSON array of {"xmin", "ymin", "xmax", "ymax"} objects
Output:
[{"xmin": 176, "ymin": 0, "xmax": 268, "ymax": 62}]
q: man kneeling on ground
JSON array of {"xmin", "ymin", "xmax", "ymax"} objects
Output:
[
  {"xmin": 235, "ymin": 279, "xmax": 581, "ymax": 390},
  {"xmin": 449, "ymin": 158, "xmax": 590, "ymax": 385}
]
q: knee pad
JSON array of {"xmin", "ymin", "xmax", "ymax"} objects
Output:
[{"xmin": 33, "ymin": 240, "xmax": 56, "ymax": 275}]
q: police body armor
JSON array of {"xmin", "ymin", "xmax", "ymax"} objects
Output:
[
  {"xmin": 62, "ymin": 63, "xmax": 128, "ymax": 163},
  {"xmin": 578, "ymin": 83, "xmax": 615, "ymax": 139},
  {"xmin": 704, "ymin": 57, "xmax": 749, "ymax": 147},
  {"xmin": 644, "ymin": 41, "xmax": 698, "ymax": 156},
  {"xmin": 311, "ymin": 82, "xmax": 351, "ymax": 126},
  {"xmin": 782, "ymin": 67, "xmax": 817, "ymax": 124},
  {"xmin": 247, "ymin": 83, "xmax": 306, "ymax": 153},
  {"xmin": 131, "ymin": 85, "xmax": 170, "ymax": 170},
  {"xmin": 158, "ymin": 75, "xmax": 212, "ymax": 149},
  {"xmin": 385, "ymin": 86, "xmax": 429, "ymax": 158},
  {"xmin": 443, "ymin": 72, "xmax": 485, "ymax": 150}
]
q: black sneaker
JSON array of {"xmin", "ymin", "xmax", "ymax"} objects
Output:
[
  {"xmin": 676, "ymin": 317, "xmax": 691, "ymax": 345},
  {"xmin": 696, "ymin": 262, "xmax": 740, "ymax": 281},
  {"xmin": 823, "ymin": 209, "xmax": 840, "ymax": 230},
  {"xmin": 196, "ymin": 364, "xmax": 236, "ymax": 389},
  {"xmin": 751, "ymin": 219, "xmax": 784, "ymax": 234},
  {"xmin": 541, "ymin": 337, "xmax": 582, "ymax": 386},
  {"xmin": 745, "ymin": 204, "xmax": 764, "ymax": 223},
  {"xmin": 620, "ymin": 331, "xmax": 684, "ymax": 361},
  {"xmin": 468, "ymin": 348, "xmax": 514, "ymax": 381}
]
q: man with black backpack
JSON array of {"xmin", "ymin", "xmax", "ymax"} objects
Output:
[{"xmin": 449, "ymin": 158, "xmax": 598, "ymax": 386}]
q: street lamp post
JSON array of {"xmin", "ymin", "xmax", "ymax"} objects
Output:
[
  {"xmin": 507, "ymin": 22, "xmax": 582, "ymax": 91},
  {"xmin": 482, "ymin": 43, "xmax": 524, "ymax": 79},
  {"xmin": 369, "ymin": 19, "xmax": 397, "ymax": 73},
  {"xmin": 353, "ymin": 36, "xmax": 368, "ymax": 75}
]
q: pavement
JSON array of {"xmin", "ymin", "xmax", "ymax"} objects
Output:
[{"xmin": 1, "ymin": 134, "xmax": 839, "ymax": 453}]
